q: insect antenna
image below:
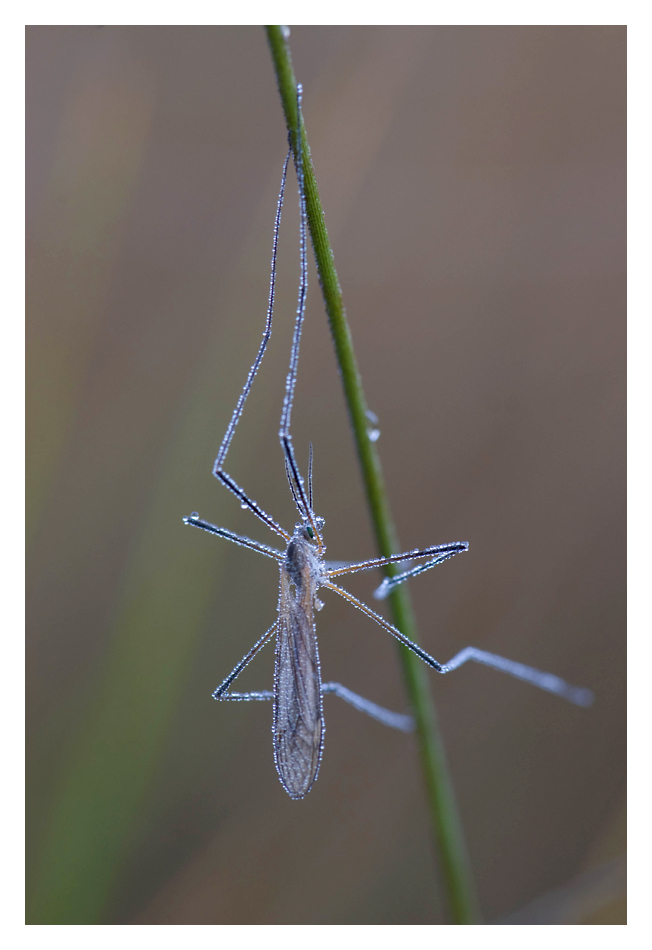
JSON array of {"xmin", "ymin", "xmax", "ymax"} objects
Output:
[
  {"xmin": 308, "ymin": 441, "xmax": 314, "ymax": 512},
  {"xmin": 284, "ymin": 454, "xmax": 304, "ymax": 516}
]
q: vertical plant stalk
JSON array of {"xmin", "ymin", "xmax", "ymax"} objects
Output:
[{"xmin": 266, "ymin": 26, "xmax": 481, "ymax": 925}]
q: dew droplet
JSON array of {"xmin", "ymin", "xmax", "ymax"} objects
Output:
[
  {"xmin": 190, "ymin": 512, "xmax": 199, "ymax": 519},
  {"xmin": 241, "ymin": 502, "xmax": 249, "ymax": 509},
  {"xmin": 365, "ymin": 408, "xmax": 381, "ymax": 442}
]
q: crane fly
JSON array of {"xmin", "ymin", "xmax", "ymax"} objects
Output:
[{"xmin": 184, "ymin": 86, "xmax": 593, "ymax": 800}]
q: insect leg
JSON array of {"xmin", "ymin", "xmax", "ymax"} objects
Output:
[
  {"xmin": 323, "ymin": 581, "xmax": 447, "ymax": 672},
  {"xmin": 183, "ymin": 514, "xmax": 284, "ymax": 561},
  {"xmin": 212, "ymin": 472, "xmax": 291, "ymax": 541},
  {"xmin": 276, "ymin": 86, "xmax": 323, "ymax": 545},
  {"xmin": 219, "ymin": 691, "xmax": 274, "ymax": 702},
  {"xmin": 213, "ymin": 150, "xmax": 289, "ymax": 472},
  {"xmin": 321, "ymin": 682, "xmax": 414, "ymax": 732},
  {"xmin": 325, "ymin": 583, "xmax": 593, "ymax": 706},
  {"xmin": 210, "ymin": 150, "xmax": 293, "ymax": 541},
  {"xmin": 326, "ymin": 542, "xmax": 468, "ymax": 579},
  {"xmin": 443, "ymin": 647, "xmax": 594, "ymax": 706},
  {"xmin": 373, "ymin": 551, "xmax": 468, "ymax": 599},
  {"xmin": 278, "ymin": 89, "xmax": 308, "ymax": 454},
  {"xmin": 213, "ymin": 622, "xmax": 277, "ymax": 699}
]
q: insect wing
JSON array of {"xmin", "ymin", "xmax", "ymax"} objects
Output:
[{"xmin": 273, "ymin": 571, "xmax": 324, "ymax": 799}]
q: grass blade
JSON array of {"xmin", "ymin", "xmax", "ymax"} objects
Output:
[{"xmin": 266, "ymin": 24, "xmax": 481, "ymax": 924}]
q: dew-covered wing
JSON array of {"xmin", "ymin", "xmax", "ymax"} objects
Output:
[{"xmin": 273, "ymin": 573, "xmax": 323, "ymax": 799}]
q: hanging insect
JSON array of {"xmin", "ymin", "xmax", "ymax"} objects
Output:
[{"xmin": 184, "ymin": 86, "xmax": 593, "ymax": 800}]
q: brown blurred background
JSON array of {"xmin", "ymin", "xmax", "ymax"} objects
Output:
[{"xmin": 26, "ymin": 26, "xmax": 625, "ymax": 924}]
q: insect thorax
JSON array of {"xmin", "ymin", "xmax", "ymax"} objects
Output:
[{"xmin": 284, "ymin": 530, "xmax": 323, "ymax": 597}]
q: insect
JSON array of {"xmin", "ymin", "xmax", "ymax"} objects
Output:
[{"xmin": 184, "ymin": 87, "xmax": 593, "ymax": 800}]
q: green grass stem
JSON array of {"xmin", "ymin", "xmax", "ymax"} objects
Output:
[{"xmin": 266, "ymin": 25, "xmax": 481, "ymax": 925}]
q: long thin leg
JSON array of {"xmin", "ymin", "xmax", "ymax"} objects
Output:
[
  {"xmin": 213, "ymin": 623, "xmax": 277, "ymax": 699},
  {"xmin": 373, "ymin": 551, "xmax": 467, "ymax": 599},
  {"xmin": 326, "ymin": 542, "xmax": 468, "ymax": 579},
  {"xmin": 321, "ymin": 682, "xmax": 414, "ymax": 732},
  {"xmin": 443, "ymin": 647, "xmax": 594, "ymax": 706},
  {"xmin": 277, "ymin": 86, "xmax": 323, "ymax": 545},
  {"xmin": 323, "ymin": 581, "xmax": 447, "ymax": 672},
  {"xmin": 184, "ymin": 514, "xmax": 284, "ymax": 561},
  {"xmin": 324, "ymin": 582, "xmax": 592, "ymax": 706},
  {"xmin": 210, "ymin": 149, "xmax": 292, "ymax": 542},
  {"xmin": 217, "ymin": 680, "xmax": 416, "ymax": 732},
  {"xmin": 213, "ymin": 149, "xmax": 289, "ymax": 470},
  {"xmin": 212, "ymin": 472, "xmax": 291, "ymax": 542},
  {"xmin": 278, "ymin": 91, "xmax": 308, "ymax": 459},
  {"xmin": 219, "ymin": 691, "xmax": 275, "ymax": 702}
]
